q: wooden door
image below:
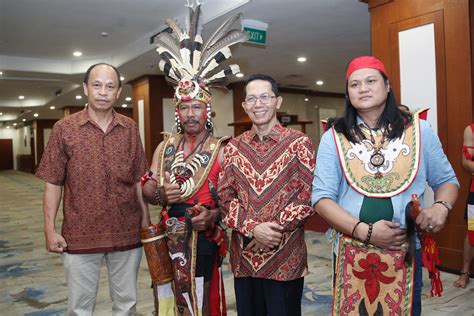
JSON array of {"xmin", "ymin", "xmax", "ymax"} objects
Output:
[
  {"xmin": 0, "ymin": 139, "xmax": 14, "ymax": 170},
  {"xmin": 369, "ymin": 0, "xmax": 472, "ymax": 272}
]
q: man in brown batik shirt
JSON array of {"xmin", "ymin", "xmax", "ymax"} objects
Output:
[{"xmin": 36, "ymin": 63, "xmax": 149, "ymax": 315}]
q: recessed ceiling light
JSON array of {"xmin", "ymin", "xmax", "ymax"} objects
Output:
[
  {"xmin": 0, "ymin": 112, "xmax": 2, "ymax": 115},
  {"xmin": 13, "ymin": 123, "xmax": 17, "ymax": 126},
  {"xmin": 33, "ymin": 113, "xmax": 39, "ymax": 117},
  {"xmin": 121, "ymin": 104, "xmax": 127, "ymax": 108},
  {"xmin": 297, "ymin": 57, "xmax": 307, "ymax": 63},
  {"xmin": 75, "ymin": 95, "xmax": 82, "ymax": 100},
  {"xmin": 316, "ymin": 80, "xmax": 324, "ymax": 86},
  {"xmin": 50, "ymin": 106, "xmax": 56, "ymax": 110},
  {"xmin": 18, "ymin": 95, "xmax": 25, "ymax": 100},
  {"xmin": 236, "ymin": 73, "xmax": 244, "ymax": 78},
  {"xmin": 73, "ymin": 51, "xmax": 82, "ymax": 57},
  {"xmin": 6, "ymin": 126, "xmax": 10, "ymax": 129},
  {"xmin": 120, "ymin": 76, "xmax": 125, "ymax": 81},
  {"xmin": 125, "ymin": 97, "xmax": 132, "ymax": 102},
  {"xmin": 304, "ymin": 98, "xmax": 309, "ymax": 102},
  {"xmin": 22, "ymin": 118, "xmax": 26, "ymax": 122},
  {"xmin": 101, "ymin": 32, "xmax": 109, "ymax": 37},
  {"xmin": 0, "ymin": 71, "xmax": 3, "ymax": 75}
]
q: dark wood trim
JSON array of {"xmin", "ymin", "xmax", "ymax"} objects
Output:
[
  {"xmin": 367, "ymin": 0, "xmax": 393, "ymax": 9},
  {"xmin": 279, "ymin": 87, "xmax": 345, "ymax": 98},
  {"xmin": 471, "ymin": 0, "xmax": 474, "ymax": 123},
  {"xmin": 17, "ymin": 154, "xmax": 34, "ymax": 173},
  {"xmin": 32, "ymin": 119, "xmax": 58, "ymax": 171},
  {"xmin": 228, "ymin": 82, "xmax": 249, "ymax": 136},
  {"xmin": 130, "ymin": 75, "xmax": 173, "ymax": 162}
]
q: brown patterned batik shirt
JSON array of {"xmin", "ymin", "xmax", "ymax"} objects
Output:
[
  {"xmin": 218, "ymin": 124, "xmax": 315, "ymax": 281},
  {"xmin": 36, "ymin": 108, "xmax": 147, "ymax": 253}
]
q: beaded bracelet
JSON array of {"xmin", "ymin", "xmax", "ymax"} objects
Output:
[
  {"xmin": 154, "ymin": 185, "xmax": 168, "ymax": 206},
  {"xmin": 351, "ymin": 221, "xmax": 362, "ymax": 239},
  {"xmin": 364, "ymin": 223, "xmax": 373, "ymax": 244}
]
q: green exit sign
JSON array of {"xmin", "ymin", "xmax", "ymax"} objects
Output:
[{"xmin": 244, "ymin": 27, "xmax": 266, "ymax": 45}]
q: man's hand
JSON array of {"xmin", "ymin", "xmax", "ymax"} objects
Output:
[
  {"xmin": 253, "ymin": 222, "xmax": 283, "ymax": 248},
  {"xmin": 191, "ymin": 205, "xmax": 219, "ymax": 231},
  {"xmin": 415, "ymin": 203, "xmax": 449, "ymax": 233},
  {"xmin": 245, "ymin": 239, "xmax": 271, "ymax": 253},
  {"xmin": 45, "ymin": 230, "xmax": 67, "ymax": 253},
  {"xmin": 163, "ymin": 172, "xmax": 181, "ymax": 204},
  {"xmin": 356, "ymin": 220, "xmax": 406, "ymax": 250}
]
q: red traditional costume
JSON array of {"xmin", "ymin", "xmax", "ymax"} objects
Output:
[{"xmin": 141, "ymin": 1, "xmax": 248, "ymax": 315}]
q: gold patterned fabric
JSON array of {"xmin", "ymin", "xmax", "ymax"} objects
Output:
[
  {"xmin": 333, "ymin": 111, "xmax": 424, "ymax": 198},
  {"xmin": 333, "ymin": 236, "xmax": 414, "ymax": 315}
]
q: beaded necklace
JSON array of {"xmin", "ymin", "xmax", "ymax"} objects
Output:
[{"xmin": 170, "ymin": 132, "xmax": 210, "ymax": 197}]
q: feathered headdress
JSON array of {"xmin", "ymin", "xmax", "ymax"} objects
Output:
[{"xmin": 156, "ymin": 0, "xmax": 249, "ymax": 106}]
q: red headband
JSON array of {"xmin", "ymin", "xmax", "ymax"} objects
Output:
[{"xmin": 346, "ymin": 56, "xmax": 386, "ymax": 80}]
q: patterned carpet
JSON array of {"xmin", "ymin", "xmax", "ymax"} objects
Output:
[{"xmin": 0, "ymin": 170, "xmax": 473, "ymax": 315}]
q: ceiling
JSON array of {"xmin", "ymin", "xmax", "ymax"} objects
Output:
[{"xmin": 0, "ymin": 0, "xmax": 370, "ymax": 127}]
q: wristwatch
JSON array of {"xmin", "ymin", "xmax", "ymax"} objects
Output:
[{"xmin": 434, "ymin": 200, "xmax": 452, "ymax": 211}]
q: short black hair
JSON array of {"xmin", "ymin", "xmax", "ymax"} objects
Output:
[
  {"xmin": 244, "ymin": 74, "xmax": 279, "ymax": 98},
  {"xmin": 83, "ymin": 63, "xmax": 122, "ymax": 88}
]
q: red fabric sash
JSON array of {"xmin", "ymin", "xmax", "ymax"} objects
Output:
[
  {"xmin": 409, "ymin": 194, "xmax": 443, "ymax": 297},
  {"xmin": 209, "ymin": 256, "xmax": 226, "ymax": 316}
]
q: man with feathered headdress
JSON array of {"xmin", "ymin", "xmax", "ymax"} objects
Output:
[{"xmin": 141, "ymin": 1, "xmax": 248, "ymax": 315}]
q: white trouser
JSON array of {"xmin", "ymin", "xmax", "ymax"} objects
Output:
[{"xmin": 63, "ymin": 247, "xmax": 142, "ymax": 316}]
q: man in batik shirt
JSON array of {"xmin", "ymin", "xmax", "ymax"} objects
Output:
[
  {"xmin": 218, "ymin": 74, "xmax": 315, "ymax": 316},
  {"xmin": 36, "ymin": 63, "xmax": 149, "ymax": 315}
]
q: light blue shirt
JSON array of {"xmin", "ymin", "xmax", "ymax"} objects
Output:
[{"xmin": 312, "ymin": 119, "xmax": 458, "ymax": 231}]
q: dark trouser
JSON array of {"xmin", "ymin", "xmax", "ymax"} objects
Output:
[
  {"xmin": 412, "ymin": 248, "xmax": 423, "ymax": 316},
  {"xmin": 234, "ymin": 277, "xmax": 304, "ymax": 316}
]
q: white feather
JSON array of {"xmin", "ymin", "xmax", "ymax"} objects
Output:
[
  {"xmin": 205, "ymin": 65, "xmax": 240, "ymax": 83},
  {"xmin": 192, "ymin": 34, "xmax": 203, "ymax": 72},
  {"xmin": 179, "ymin": 47, "xmax": 193, "ymax": 73},
  {"xmin": 199, "ymin": 47, "xmax": 231, "ymax": 78}
]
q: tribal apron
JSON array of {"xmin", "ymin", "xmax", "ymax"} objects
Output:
[
  {"xmin": 156, "ymin": 132, "xmax": 229, "ymax": 316},
  {"xmin": 331, "ymin": 111, "xmax": 424, "ymax": 315}
]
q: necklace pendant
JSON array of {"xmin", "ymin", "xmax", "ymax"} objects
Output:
[
  {"xmin": 174, "ymin": 166, "xmax": 191, "ymax": 178},
  {"xmin": 370, "ymin": 151, "xmax": 385, "ymax": 167}
]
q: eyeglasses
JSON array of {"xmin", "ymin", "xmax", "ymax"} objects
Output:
[{"xmin": 244, "ymin": 94, "xmax": 277, "ymax": 105}]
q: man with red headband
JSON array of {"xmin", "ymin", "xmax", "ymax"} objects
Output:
[
  {"xmin": 141, "ymin": 2, "xmax": 248, "ymax": 315},
  {"xmin": 312, "ymin": 56, "xmax": 458, "ymax": 315}
]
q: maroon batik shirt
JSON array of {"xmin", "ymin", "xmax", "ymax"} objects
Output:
[
  {"xmin": 218, "ymin": 124, "xmax": 315, "ymax": 281},
  {"xmin": 36, "ymin": 108, "xmax": 147, "ymax": 253}
]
